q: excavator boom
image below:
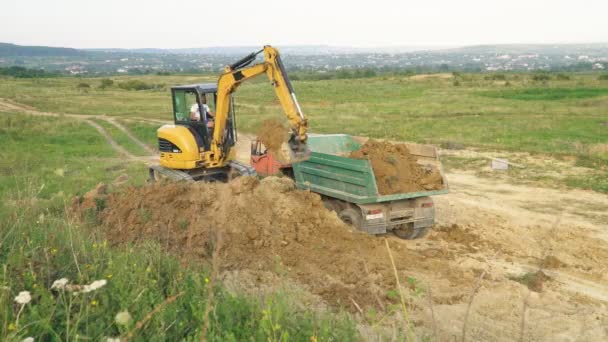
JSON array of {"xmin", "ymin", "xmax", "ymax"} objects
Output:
[{"xmin": 212, "ymin": 46, "xmax": 308, "ymax": 163}]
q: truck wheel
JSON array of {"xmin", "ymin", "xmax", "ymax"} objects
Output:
[
  {"xmin": 393, "ymin": 224, "xmax": 418, "ymax": 239},
  {"xmin": 338, "ymin": 208, "xmax": 363, "ymax": 230},
  {"xmin": 323, "ymin": 199, "xmax": 344, "ymax": 213},
  {"xmin": 414, "ymin": 227, "xmax": 431, "ymax": 238}
]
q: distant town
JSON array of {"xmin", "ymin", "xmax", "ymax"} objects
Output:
[{"xmin": 1, "ymin": 42, "xmax": 607, "ymax": 76}]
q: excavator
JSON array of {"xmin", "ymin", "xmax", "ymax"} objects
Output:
[{"xmin": 149, "ymin": 45, "xmax": 309, "ymax": 182}]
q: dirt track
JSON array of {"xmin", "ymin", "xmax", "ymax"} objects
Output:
[
  {"xmin": 4, "ymin": 98, "xmax": 607, "ymax": 340},
  {"xmin": 0, "ymin": 97, "xmax": 160, "ymax": 165}
]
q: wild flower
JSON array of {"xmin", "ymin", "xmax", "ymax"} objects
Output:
[
  {"xmin": 51, "ymin": 278, "xmax": 69, "ymax": 290},
  {"xmin": 105, "ymin": 338, "xmax": 120, "ymax": 342},
  {"xmin": 58, "ymin": 279, "xmax": 109, "ymax": 294},
  {"xmin": 14, "ymin": 291, "xmax": 31, "ymax": 305},
  {"xmin": 115, "ymin": 311, "xmax": 132, "ymax": 326},
  {"xmin": 22, "ymin": 337, "xmax": 34, "ymax": 342},
  {"xmin": 80, "ymin": 279, "xmax": 107, "ymax": 293},
  {"xmin": 14, "ymin": 291, "xmax": 31, "ymax": 328}
]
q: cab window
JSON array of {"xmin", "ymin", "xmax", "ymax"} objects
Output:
[{"xmin": 173, "ymin": 89, "xmax": 200, "ymax": 122}]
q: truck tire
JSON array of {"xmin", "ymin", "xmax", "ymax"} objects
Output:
[
  {"xmin": 338, "ymin": 208, "xmax": 363, "ymax": 230},
  {"xmin": 414, "ymin": 227, "xmax": 431, "ymax": 238},
  {"xmin": 393, "ymin": 223, "xmax": 418, "ymax": 239},
  {"xmin": 322, "ymin": 199, "xmax": 344, "ymax": 213}
]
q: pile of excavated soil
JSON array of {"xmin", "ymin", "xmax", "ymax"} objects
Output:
[
  {"xmin": 349, "ymin": 140, "xmax": 443, "ymax": 195},
  {"xmin": 74, "ymin": 177, "xmax": 474, "ymax": 310},
  {"xmin": 257, "ymin": 119, "xmax": 290, "ymax": 163}
]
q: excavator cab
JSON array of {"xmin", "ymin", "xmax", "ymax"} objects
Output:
[
  {"xmin": 155, "ymin": 84, "xmax": 237, "ymax": 174},
  {"xmin": 169, "ymin": 84, "xmax": 236, "ymax": 154}
]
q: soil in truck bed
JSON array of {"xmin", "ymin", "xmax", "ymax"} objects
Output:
[{"xmin": 349, "ymin": 139, "xmax": 443, "ymax": 195}]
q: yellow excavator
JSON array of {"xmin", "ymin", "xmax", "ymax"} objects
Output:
[{"xmin": 149, "ymin": 45, "xmax": 309, "ymax": 181}]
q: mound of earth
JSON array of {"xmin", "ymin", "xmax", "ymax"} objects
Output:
[
  {"xmin": 75, "ymin": 177, "xmax": 473, "ymax": 310},
  {"xmin": 349, "ymin": 140, "xmax": 443, "ymax": 195}
]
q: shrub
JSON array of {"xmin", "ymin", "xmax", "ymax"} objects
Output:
[
  {"xmin": 484, "ymin": 73, "xmax": 506, "ymax": 81},
  {"xmin": 599, "ymin": 74, "xmax": 608, "ymax": 81},
  {"xmin": 118, "ymin": 80, "xmax": 158, "ymax": 91},
  {"xmin": 556, "ymin": 73, "xmax": 570, "ymax": 81},
  {"xmin": 76, "ymin": 82, "xmax": 90, "ymax": 89},
  {"xmin": 532, "ymin": 73, "xmax": 551, "ymax": 81},
  {"xmin": 99, "ymin": 78, "xmax": 114, "ymax": 89}
]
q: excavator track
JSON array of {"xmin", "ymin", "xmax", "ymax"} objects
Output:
[
  {"xmin": 148, "ymin": 162, "xmax": 256, "ymax": 183},
  {"xmin": 228, "ymin": 160, "xmax": 257, "ymax": 177}
]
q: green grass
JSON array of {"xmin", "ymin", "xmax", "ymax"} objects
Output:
[
  {"xmin": 0, "ymin": 113, "xmax": 358, "ymax": 340},
  {"xmin": 0, "ymin": 114, "xmax": 135, "ymax": 200},
  {"xmin": 565, "ymin": 172, "xmax": 608, "ymax": 193},
  {"xmin": 2, "ymin": 72, "xmax": 607, "ymax": 193},
  {"xmin": 481, "ymin": 87, "xmax": 608, "ymax": 100},
  {"xmin": 118, "ymin": 119, "xmax": 162, "ymax": 148},
  {"xmin": 90, "ymin": 118, "xmax": 149, "ymax": 156}
]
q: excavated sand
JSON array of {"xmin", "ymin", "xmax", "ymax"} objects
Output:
[
  {"xmin": 257, "ymin": 119, "xmax": 290, "ymax": 163},
  {"xmin": 349, "ymin": 140, "xmax": 443, "ymax": 194}
]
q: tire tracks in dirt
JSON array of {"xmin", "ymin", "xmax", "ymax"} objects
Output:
[{"xmin": 0, "ymin": 97, "xmax": 161, "ymax": 165}]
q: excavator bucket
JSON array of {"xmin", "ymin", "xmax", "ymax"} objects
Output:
[
  {"xmin": 287, "ymin": 136, "xmax": 311, "ymax": 163},
  {"xmin": 272, "ymin": 140, "xmax": 310, "ymax": 164}
]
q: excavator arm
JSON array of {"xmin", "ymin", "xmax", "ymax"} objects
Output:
[{"xmin": 211, "ymin": 46, "xmax": 308, "ymax": 163}]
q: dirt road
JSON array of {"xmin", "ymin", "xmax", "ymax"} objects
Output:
[
  {"xmin": 0, "ymin": 97, "xmax": 161, "ymax": 165},
  {"xmin": 4, "ymin": 98, "xmax": 607, "ymax": 340}
]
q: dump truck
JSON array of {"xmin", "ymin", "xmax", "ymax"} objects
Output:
[{"xmin": 251, "ymin": 134, "xmax": 449, "ymax": 239}]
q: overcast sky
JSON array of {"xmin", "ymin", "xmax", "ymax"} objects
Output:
[{"xmin": 1, "ymin": 0, "xmax": 606, "ymax": 49}]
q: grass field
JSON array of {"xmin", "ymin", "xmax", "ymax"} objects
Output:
[
  {"xmin": 1, "ymin": 73, "xmax": 606, "ymax": 157},
  {"xmin": 2, "ymin": 71, "xmax": 605, "ymax": 190}
]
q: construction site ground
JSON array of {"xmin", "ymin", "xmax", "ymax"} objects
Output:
[{"xmin": 4, "ymin": 98, "xmax": 608, "ymax": 341}]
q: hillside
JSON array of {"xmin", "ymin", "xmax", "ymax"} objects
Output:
[{"xmin": 0, "ymin": 42, "xmax": 84, "ymax": 57}]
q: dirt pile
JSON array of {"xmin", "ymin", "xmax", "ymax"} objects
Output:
[
  {"xmin": 349, "ymin": 140, "xmax": 443, "ymax": 194},
  {"xmin": 78, "ymin": 177, "xmax": 474, "ymax": 310},
  {"xmin": 257, "ymin": 119, "xmax": 290, "ymax": 163}
]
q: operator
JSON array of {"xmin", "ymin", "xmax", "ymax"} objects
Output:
[{"xmin": 189, "ymin": 96, "xmax": 215, "ymax": 128}]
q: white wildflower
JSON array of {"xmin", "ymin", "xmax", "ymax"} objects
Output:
[
  {"xmin": 22, "ymin": 337, "xmax": 34, "ymax": 342},
  {"xmin": 51, "ymin": 278, "xmax": 69, "ymax": 290},
  {"xmin": 14, "ymin": 291, "xmax": 31, "ymax": 305},
  {"xmin": 81, "ymin": 279, "xmax": 107, "ymax": 293},
  {"xmin": 106, "ymin": 337, "xmax": 120, "ymax": 342},
  {"xmin": 115, "ymin": 311, "xmax": 132, "ymax": 326}
]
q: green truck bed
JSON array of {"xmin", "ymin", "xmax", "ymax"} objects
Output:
[{"xmin": 292, "ymin": 134, "xmax": 449, "ymax": 204}]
